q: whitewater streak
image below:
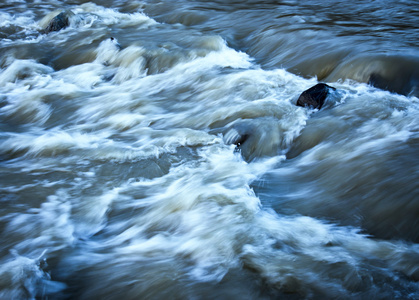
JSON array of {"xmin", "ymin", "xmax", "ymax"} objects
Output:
[{"xmin": 0, "ymin": 1, "xmax": 418, "ymax": 299}]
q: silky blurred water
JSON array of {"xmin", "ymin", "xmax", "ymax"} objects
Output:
[{"xmin": 0, "ymin": 1, "xmax": 418, "ymax": 299}]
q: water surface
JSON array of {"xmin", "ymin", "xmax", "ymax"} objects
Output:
[{"xmin": 0, "ymin": 0, "xmax": 418, "ymax": 299}]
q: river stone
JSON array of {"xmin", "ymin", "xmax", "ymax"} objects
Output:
[
  {"xmin": 296, "ymin": 83, "xmax": 336, "ymax": 109},
  {"xmin": 45, "ymin": 11, "xmax": 73, "ymax": 33}
]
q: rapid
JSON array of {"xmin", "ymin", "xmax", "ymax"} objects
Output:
[{"xmin": 0, "ymin": 0, "xmax": 418, "ymax": 299}]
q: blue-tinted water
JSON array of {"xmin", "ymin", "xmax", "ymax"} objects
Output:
[{"xmin": 0, "ymin": 1, "xmax": 418, "ymax": 299}]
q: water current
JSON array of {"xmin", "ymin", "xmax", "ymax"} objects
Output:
[{"xmin": 0, "ymin": 0, "xmax": 419, "ymax": 299}]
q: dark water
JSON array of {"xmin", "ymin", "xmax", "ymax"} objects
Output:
[{"xmin": 0, "ymin": 0, "xmax": 419, "ymax": 299}]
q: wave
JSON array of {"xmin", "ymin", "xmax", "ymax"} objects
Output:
[{"xmin": 1, "ymin": 1, "xmax": 419, "ymax": 299}]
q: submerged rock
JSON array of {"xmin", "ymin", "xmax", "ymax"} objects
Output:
[
  {"xmin": 223, "ymin": 118, "xmax": 282, "ymax": 161},
  {"xmin": 44, "ymin": 11, "xmax": 74, "ymax": 33},
  {"xmin": 296, "ymin": 83, "xmax": 336, "ymax": 109}
]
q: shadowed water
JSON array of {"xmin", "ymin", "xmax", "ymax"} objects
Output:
[{"xmin": 0, "ymin": 0, "xmax": 418, "ymax": 299}]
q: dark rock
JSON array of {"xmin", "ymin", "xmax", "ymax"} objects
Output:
[
  {"xmin": 296, "ymin": 83, "xmax": 336, "ymax": 109},
  {"xmin": 45, "ymin": 11, "xmax": 73, "ymax": 33}
]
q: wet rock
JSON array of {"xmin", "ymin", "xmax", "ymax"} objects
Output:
[
  {"xmin": 45, "ymin": 11, "xmax": 74, "ymax": 33},
  {"xmin": 296, "ymin": 83, "xmax": 336, "ymax": 109}
]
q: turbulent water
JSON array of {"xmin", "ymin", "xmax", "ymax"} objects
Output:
[{"xmin": 1, "ymin": 0, "xmax": 419, "ymax": 299}]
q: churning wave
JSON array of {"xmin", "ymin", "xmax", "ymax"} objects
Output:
[{"xmin": 0, "ymin": 1, "xmax": 418, "ymax": 299}]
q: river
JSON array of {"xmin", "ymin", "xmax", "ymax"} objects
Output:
[{"xmin": 0, "ymin": 0, "xmax": 418, "ymax": 299}]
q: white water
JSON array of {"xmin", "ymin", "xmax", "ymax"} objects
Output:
[{"xmin": 0, "ymin": 1, "xmax": 418, "ymax": 299}]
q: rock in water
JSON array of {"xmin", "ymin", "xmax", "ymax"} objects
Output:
[
  {"xmin": 223, "ymin": 118, "xmax": 282, "ymax": 161},
  {"xmin": 296, "ymin": 83, "xmax": 336, "ymax": 109},
  {"xmin": 45, "ymin": 11, "xmax": 73, "ymax": 33}
]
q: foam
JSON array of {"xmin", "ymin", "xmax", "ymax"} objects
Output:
[{"xmin": 73, "ymin": 3, "xmax": 157, "ymax": 28}]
